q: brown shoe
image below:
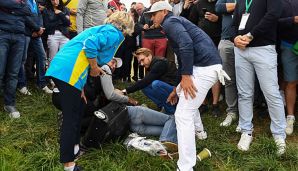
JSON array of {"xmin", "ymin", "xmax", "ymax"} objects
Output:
[{"xmin": 161, "ymin": 141, "xmax": 178, "ymax": 153}]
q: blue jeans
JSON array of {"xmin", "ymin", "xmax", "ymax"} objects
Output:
[
  {"xmin": 127, "ymin": 106, "xmax": 177, "ymax": 144},
  {"xmin": 235, "ymin": 45, "xmax": 286, "ymax": 140},
  {"xmin": 0, "ymin": 30, "xmax": 25, "ymax": 106},
  {"xmin": 18, "ymin": 37, "xmax": 47, "ymax": 88},
  {"xmin": 18, "ymin": 36, "xmax": 31, "ymax": 88},
  {"xmin": 142, "ymin": 80, "xmax": 176, "ymax": 114}
]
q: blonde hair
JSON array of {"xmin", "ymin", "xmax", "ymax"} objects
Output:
[
  {"xmin": 133, "ymin": 48, "xmax": 152, "ymax": 57},
  {"xmin": 105, "ymin": 11, "xmax": 135, "ymax": 36}
]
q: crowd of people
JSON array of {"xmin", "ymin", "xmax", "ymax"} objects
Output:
[{"xmin": 0, "ymin": 0, "xmax": 297, "ymax": 171}]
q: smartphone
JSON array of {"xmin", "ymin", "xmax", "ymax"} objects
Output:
[{"xmin": 202, "ymin": 8, "xmax": 208, "ymax": 14}]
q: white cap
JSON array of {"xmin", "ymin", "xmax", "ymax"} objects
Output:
[
  {"xmin": 113, "ymin": 57, "xmax": 122, "ymax": 68},
  {"xmin": 144, "ymin": 1, "xmax": 172, "ymax": 16}
]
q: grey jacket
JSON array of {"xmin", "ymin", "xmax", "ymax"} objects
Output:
[{"xmin": 76, "ymin": 0, "xmax": 108, "ymax": 33}]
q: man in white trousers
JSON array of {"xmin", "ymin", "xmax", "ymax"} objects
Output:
[{"xmin": 145, "ymin": 1, "xmax": 230, "ymax": 171}]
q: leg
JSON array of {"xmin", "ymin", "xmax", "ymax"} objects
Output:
[
  {"xmin": 154, "ymin": 38, "xmax": 168, "ymax": 57},
  {"xmin": 127, "ymin": 106, "xmax": 170, "ymax": 136},
  {"xmin": 17, "ymin": 36, "xmax": 31, "ymax": 89},
  {"xmin": 218, "ymin": 40, "xmax": 238, "ymax": 114},
  {"xmin": 251, "ymin": 46, "xmax": 286, "ymax": 140},
  {"xmin": 142, "ymin": 83, "xmax": 163, "ymax": 108},
  {"xmin": 53, "ymin": 78, "xmax": 83, "ymax": 163},
  {"xmin": 47, "ymin": 34, "xmax": 59, "ymax": 62},
  {"xmin": 31, "ymin": 38, "xmax": 47, "ymax": 88},
  {"xmin": 235, "ymin": 47, "xmax": 255, "ymax": 135},
  {"xmin": 4, "ymin": 34, "xmax": 25, "ymax": 106},
  {"xmin": 176, "ymin": 65, "xmax": 219, "ymax": 171},
  {"xmin": 0, "ymin": 31, "xmax": 10, "ymax": 97}
]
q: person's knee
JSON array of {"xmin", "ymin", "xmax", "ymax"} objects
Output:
[{"xmin": 151, "ymin": 80, "xmax": 162, "ymax": 89}]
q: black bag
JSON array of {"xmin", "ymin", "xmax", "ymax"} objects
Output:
[{"xmin": 81, "ymin": 101, "xmax": 129, "ymax": 148}]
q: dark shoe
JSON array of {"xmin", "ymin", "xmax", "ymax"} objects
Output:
[
  {"xmin": 211, "ymin": 104, "xmax": 221, "ymax": 117},
  {"xmin": 199, "ymin": 104, "xmax": 209, "ymax": 114},
  {"xmin": 132, "ymin": 76, "xmax": 138, "ymax": 82},
  {"xmin": 73, "ymin": 165, "xmax": 83, "ymax": 171}
]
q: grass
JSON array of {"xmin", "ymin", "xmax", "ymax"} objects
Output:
[{"xmin": 0, "ymin": 81, "xmax": 298, "ymax": 171}]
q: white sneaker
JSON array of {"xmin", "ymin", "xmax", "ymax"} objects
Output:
[
  {"xmin": 237, "ymin": 133, "xmax": 253, "ymax": 151},
  {"xmin": 220, "ymin": 112, "xmax": 236, "ymax": 126},
  {"xmin": 4, "ymin": 105, "xmax": 20, "ymax": 118},
  {"xmin": 42, "ymin": 86, "xmax": 53, "ymax": 94},
  {"xmin": 285, "ymin": 117, "xmax": 295, "ymax": 135},
  {"xmin": 195, "ymin": 131, "xmax": 207, "ymax": 140},
  {"xmin": 275, "ymin": 138, "xmax": 286, "ymax": 156},
  {"xmin": 236, "ymin": 125, "xmax": 242, "ymax": 133},
  {"xmin": 18, "ymin": 87, "xmax": 32, "ymax": 95}
]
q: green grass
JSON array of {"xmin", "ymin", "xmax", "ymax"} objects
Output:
[{"xmin": 0, "ymin": 81, "xmax": 298, "ymax": 171}]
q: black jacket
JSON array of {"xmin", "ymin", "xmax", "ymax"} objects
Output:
[{"xmin": 43, "ymin": 7, "xmax": 70, "ymax": 37}]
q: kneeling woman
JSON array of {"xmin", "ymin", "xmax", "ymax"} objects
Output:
[{"xmin": 46, "ymin": 11, "xmax": 134, "ymax": 171}]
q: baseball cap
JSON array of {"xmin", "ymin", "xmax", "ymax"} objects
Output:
[
  {"xmin": 144, "ymin": 1, "xmax": 173, "ymax": 16},
  {"xmin": 113, "ymin": 57, "xmax": 123, "ymax": 68}
]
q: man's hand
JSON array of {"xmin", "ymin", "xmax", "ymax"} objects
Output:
[
  {"xmin": 37, "ymin": 27, "xmax": 45, "ymax": 36},
  {"xmin": 70, "ymin": 8, "xmax": 77, "ymax": 15},
  {"xmin": 205, "ymin": 12, "xmax": 218, "ymax": 22},
  {"xmin": 167, "ymin": 88, "xmax": 178, "ymax": 105},
  {"xmin": 181, "ymin": 75, "xmax": 197, "ymax": 99},
  {"xmin": 54, "ymin": 9, "xmax": 62, "ymax": 14},
  {"xmin": 143, "ymin": 24, "xmax": 149, "ymax": 30},
  {"xmin": 90, "ymin": 66, "xmax": 105, "ymax": 77},
  {"xmin": 183, "ymin": 0, "xmax": 194, "ymax": 9},
  {"xmin": 294, "ymin": 16, "xmax": 298, "ymax": 24},
  {"xmin": 226, "ymin": 3, "xmax": 236, "ymax": 12},
  {"xmin": 128, "ymin": 97, "xmax": 139, "ymax": 106},
  {"xmin": 234, "ymin": 35, "xmax": 250, "ymax": 50},
  {"xmin": 32, "ymin": 32, "xmax": 39, "ymax": 37}
]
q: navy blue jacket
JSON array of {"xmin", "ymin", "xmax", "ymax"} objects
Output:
[
  {"xmin": 0, "ymin": 0, "xmax": 32, "ymax": 34},
  {"xmin": 161, "ymin": 13, "xmax": 222, "ymax": 75}
]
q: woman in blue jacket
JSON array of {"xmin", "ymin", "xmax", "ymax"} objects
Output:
[{"xmin": 46, "ymin": 11, "xmax": 134, "ymax": 171}]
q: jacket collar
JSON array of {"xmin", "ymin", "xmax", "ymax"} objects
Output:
[{"xmin": 161, "ymin": 12, "xmax": 174, "ymax": 26}]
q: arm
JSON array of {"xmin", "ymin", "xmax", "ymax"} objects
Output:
[
  {"xmin": 188, "ymin": 4, "xmax": 199, "ymax": 25},
  {"xmin": 100, "ymin": 65, "xmax": 129, "ymax": 103},
  {"xmin": 126, "ymin": 61, "xmax": 167, "ymax": 94},
  {"xmin": 43, "ymin": 9, "xmax": 60, "ymax": 31},
  {"xmin": 250, "ymin": 0, "xmax": 282, "ymax": 38},
  {"xmin": 25, "ymin": 16, "xmax": 40, "ymax": 32},
  {"xmin": 279, "ymin": 17, "xmax": 296, "ymax": 29},
  {"xmin": 56, "ymin": 8, "xmax": 70, "ymax": 27},
  {"xmin": 76, "ymin": 0, "xmax": 87, "ymax": 33},
  {"xmin": 215, "ymin": 0, "xmax": 236, "ymax": 14}
]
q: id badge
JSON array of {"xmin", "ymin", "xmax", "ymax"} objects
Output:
[{"xmin": 238, "ymin": 13, "xmax": 250, "ymax": 30}]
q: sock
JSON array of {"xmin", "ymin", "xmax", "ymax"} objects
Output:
[
  {"xmin": 74, "ymin": 144, "xmax": 79, "ymax": 155},
  {"xmin": 287, "ymin": 115, "xmax": 295, "ymax": 120},
  {"xmin": 64, "ymin": 165, "xmax": 75, "ymax": 171}
]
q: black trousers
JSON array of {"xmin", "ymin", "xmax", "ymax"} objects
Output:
[{"xmin": 53, "ymin": 78, "xmax": 85, "ymax": 163}]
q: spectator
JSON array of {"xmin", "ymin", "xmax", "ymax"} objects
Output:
[
  {"xmin": 278, "ymin": 0, "xmax": 298, "ymax": 135},
  {"xmin": 45, "ymin": 11, "xmax": 134, "ymax": 171},
  {"xmin": 108, "ymin": 0, "xmax": 121, "ymax": 11},
  {"xmin": 170, "ymin": 0, "xmax": 184, "ymax": 16},
  {"xmin": 185, "ymin": 0, "xmax": 222, "ymax": 117},
  {"xmin": 123, "ymin": 48, "xmax": 179, "ymax": 115},
  {"xmin": 233, "ymin": 0, "xmax": 286, "ymax": 155},
  {"xmin": 131, "ymin": 1, "xmax": 136, "ymax": 9},
  {"xmin": 63, "ymin": 0, "xmax": 79, "ymax": 39},
  {"xmin": 18, "ymin": 0, "xmax": 52, "ymax": 95},
  {"xmin": 132, "ymin": 2, "xmax": 146, "ymax": 81},
  {"xmin": 145, "ymin": 1, "xmax": 227, "ymax": 170},
  {"xmin": 0, "ymin": 0, "xmax": 32, "ymax": 118},
  {"xmin": 140, "ymin": 0, "xmax": 168, "ymax": 57},
  {"xmin": 215, "ymin": 0, "xmax": 238, "ymax": 126},
  {"xmin": 43, "ymin": 0, "xmax": 70, "ymax": 62},
  {"xmin": 76, "ymin": 0, "xmax": 108, "ymax": 33}
]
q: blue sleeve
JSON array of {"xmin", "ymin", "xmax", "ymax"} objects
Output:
[
  {"xmin": 83, "ymin": 29, "xmax": 119, "ymax": 58},
  {"xmin": 0, "ymin": 0, "xmax": 26, "ymax": 9},
  {"xmin": 164, "ymin": 17, "xmax": 194, "ymax": 75},
  {"xmin": 215, "ymin": 0, "xmax": 228, "ymax": 14}
]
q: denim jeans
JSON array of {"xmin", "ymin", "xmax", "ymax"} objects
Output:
[
  {"xmin": 0, "ymin": 30, "xmax": 25, "ymax": 106},
  {"xmin": 218, "ymin": 40, "xmax": 238, "ymax": 114},
  {"xmin": 18, "ymin": 37, "xmax": 47, "ymax": 88},
  {"xmin": 18, "ymin": 36, "xmax": 31, "ymax": 88},
  {"xmin": 142, "ymin": 80, "xmax": 176, "ymax": 114},
  {"xmin": 127, "ymin": 106, "xmax": 177, "ymax": 144},
  {"xmin": 235, "ymin": 45, "xmax": 286, "ymax": 140}
]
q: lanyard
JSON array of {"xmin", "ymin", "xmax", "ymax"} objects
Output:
[{"xmin": 245, "ymin": 0, "xmax": 253, "ymax": 13}]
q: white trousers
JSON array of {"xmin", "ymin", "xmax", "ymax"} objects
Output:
[
  {"xmin": 176, "ymin": 64, "xmax": 221, "ymax": 171},
  {"xmin": 47, "ymin": 30, "xmax": 69, "ymax": 61}
]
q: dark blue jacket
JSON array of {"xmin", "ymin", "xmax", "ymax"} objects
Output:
[
  {"xmin": 161, "ymin": 13, "xmax": 222, "ymax": 75},
  {"xmin": 0, "ymin": 0, "xmax": 32, "ymax": 34}
]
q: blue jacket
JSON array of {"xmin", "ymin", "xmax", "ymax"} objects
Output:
[
  {"xmin": 46, "ymin": 24, "xmax": 125, "ymax": 91},
  {"xmin": 161, "ymin": 13, "xmax": 222, "ymax": 75},
  {"xmin": 0, "ymin": 0, "xmax": 32, "ymax": 34}
]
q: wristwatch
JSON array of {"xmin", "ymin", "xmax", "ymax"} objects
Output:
[{"xmin": 246, "ymin": 32, "xmax": 254, "ymax": 40}]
